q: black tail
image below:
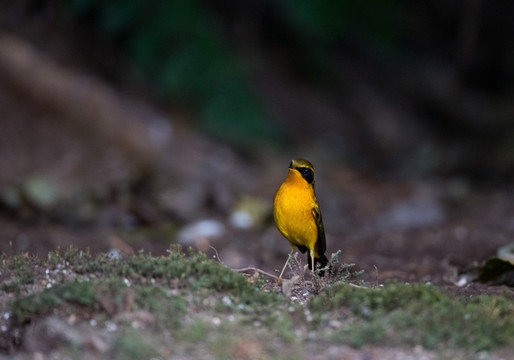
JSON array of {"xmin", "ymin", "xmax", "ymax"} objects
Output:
[{"xmin": 308, "ymin": 253, "xmax": 329, "ymax": 277}]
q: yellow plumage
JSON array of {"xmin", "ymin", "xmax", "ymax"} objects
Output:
[{"xmin": 273, "ymin": 159, "xmax": 328, "ymax": 280}]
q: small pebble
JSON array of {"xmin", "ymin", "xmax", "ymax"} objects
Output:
[
  {"xmin": 221, "ymin": 296, "xmax": 232, "ymax": 307},
  {"xmin": 457, "ymin": 277, "xmax": 467, "ymax": 287},
  {"xmin": 105, "ymin": 321, "xmax": 117, "ymax": 332}
]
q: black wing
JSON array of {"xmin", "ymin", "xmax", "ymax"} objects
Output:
[
  {"xmin": 311, "ymin": 202, "xmax": 328, "ymax": 273},
  {"xmin": 312, "ymin": 202, "xmax": 326, "ymax": 256}
]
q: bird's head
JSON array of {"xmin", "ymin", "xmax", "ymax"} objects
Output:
[{"xmin": 289, "ymin": 158, "xmax": 315, "ymax": 185}]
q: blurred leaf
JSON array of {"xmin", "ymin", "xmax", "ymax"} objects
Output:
[
  {"xmin": 498, "ymin": 242, "xmax": 514, "ymax": 264},
  {"xmin": 477, "ymin": 257, "xmax": 514, "ymax": 286},
  {"xmin": 24, "ymin": 175, "xmax": 58, "ymax": 209}
]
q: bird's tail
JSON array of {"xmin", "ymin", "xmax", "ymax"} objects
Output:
[{"xmin": 308, "ymin": 253, "xmax": 330, "ymax": 277}]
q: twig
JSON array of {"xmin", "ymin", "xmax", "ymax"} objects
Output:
[
  {"xmin": 209, "ymin": 245, "xmax": 223, "ymax": 264},
  {"xmin": 235, "ymin": 266, "xmax": 279, "ymax": 280},
  {"xmin": 348, "ymin": 283, "xmax": 368, "ymax": 289},
  {"xmin": 374, "ymin": 265, "xmax": 379, "ymax": 287},
  {"xmin": 208, "ymin": 246, "xmax": 278, "ymax": 280}
]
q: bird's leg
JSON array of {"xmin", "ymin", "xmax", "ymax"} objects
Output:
[
  {"xmin": 310, "ymin": 251, "xmax": 315, "ymax": 277},
  {"xmin": 278, "ymin": 247, "xmax": 295, "ymax": 282},
  {"xmin": 277, "ymin": 257, "xmax": 290, "ymax": 282}
]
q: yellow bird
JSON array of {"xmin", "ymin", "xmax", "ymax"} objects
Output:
[{"xmin": 273, "ymin": 158, "xmax": 328, "ymax": 280}]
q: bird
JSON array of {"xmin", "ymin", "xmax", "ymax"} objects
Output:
[{"xmin": 273, "ymin": 158, "xmax": 329, "ymax": 281}]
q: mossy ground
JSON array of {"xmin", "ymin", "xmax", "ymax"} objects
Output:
[{"xmin": 0, "ymin": 247, "xmax": 513, "ymax": 359}]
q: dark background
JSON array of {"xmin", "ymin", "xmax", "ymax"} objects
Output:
[{"xmin": 1, "ymin": 0, "xmax": 513, "ymax": 287}]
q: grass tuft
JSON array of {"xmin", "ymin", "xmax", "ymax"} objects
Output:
[
  {"xmin": 0, "ymin": 254, "xmax": 36, "ymax": 293},
  {"xmin": 280, "ymin": 250, "xmax": 364, "ymax": 299}
]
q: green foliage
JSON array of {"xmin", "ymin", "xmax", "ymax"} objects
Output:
[
  {"xmin": 275, "ymin": 0, "xmax": 401, "ymax": 85},
  {"xmin": 0, "ymin": 254, "xmax": 35, "ymax": 293},
  {"xmin": 113, "ymin": 330, "xmax": 161, "ymax": 360},
  {"xmin": 177, "ymin": 318, "xmax": 209, "ymax": 343},
  {"xmin": 345, "ymin": 320, "xmax": 387, "ymax": 348},
  {"xmin": 261, "ymin": 309, "xmax": 296, "ymax": 343},
  {"xmin": 313, "ymin": 281, "xmax": 444, "ymax": 315},
  {"xmin": 10, "ymin": 289, "xmax": 60, "ymax": 325},
  {"xmin": 65, "ymin": 1, "xmax": 402, "ymax": 146},
  {"xmin": 310, "ymin": 282, "xmax": 514, "ymax": 350},
  {"xmin": 279, "ymin": 0, "xmax": 400, "ymax": 47},
  {"xmin": 67, "ymin": 0, "xmax": 278, "ymax": 144}
]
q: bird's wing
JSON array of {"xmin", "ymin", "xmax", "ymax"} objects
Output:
[{"xmin": 312, "ymin": 202, "xmax": 326, "ymax": 255}]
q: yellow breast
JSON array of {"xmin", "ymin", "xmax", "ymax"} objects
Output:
[{"xmin": 273, "ymin": 169, "xmax": 318, "ymax": 251}]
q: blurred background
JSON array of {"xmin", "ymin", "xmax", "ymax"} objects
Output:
[{"xmin": 1, "ymin": 0, "xmax": 513, "ymax": 284}]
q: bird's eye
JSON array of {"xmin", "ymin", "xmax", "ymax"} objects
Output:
[{"xmin": 299, "ymin": 167, "xmax": 314, "ymax": 183}]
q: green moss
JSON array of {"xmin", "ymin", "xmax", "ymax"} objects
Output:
[
  {"xmin": 310, "ymin": 282, "xmax": 514, "ymax": 350},
  {"xmin": 113, "ymin": 330, "xmax": 161, "ymax": 360},
  {"xmin": 10, "ymin": 290, "xmax": 60, "ymax": 324},
  {"xmin": 10, "ymin": 280, "xmax": 99, "ymax": 324},
  {"xmin": 346, "ymin": 320, "xmax": 387, "ymax": 348},
  {"xmin": 72, "ymin": 246, "xmax": 283, "ymax": 308},
  {"xmin": 7, "ymin": 246, "xmax": 284, "ymax": 331},
  {"xmin": 134, "ymin": 285, "xmax": 186, "ymax": 328},
  {"xmin": 312, "ymin": 282, "xmax": 444, "ymax": 315},
  {"xmin": 178, "ymin": 318, "xmax": 210, "ymax": 343},
  {"xmin": 0, "ymin": 254, "xmax": 36, "ymax": 293}
]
